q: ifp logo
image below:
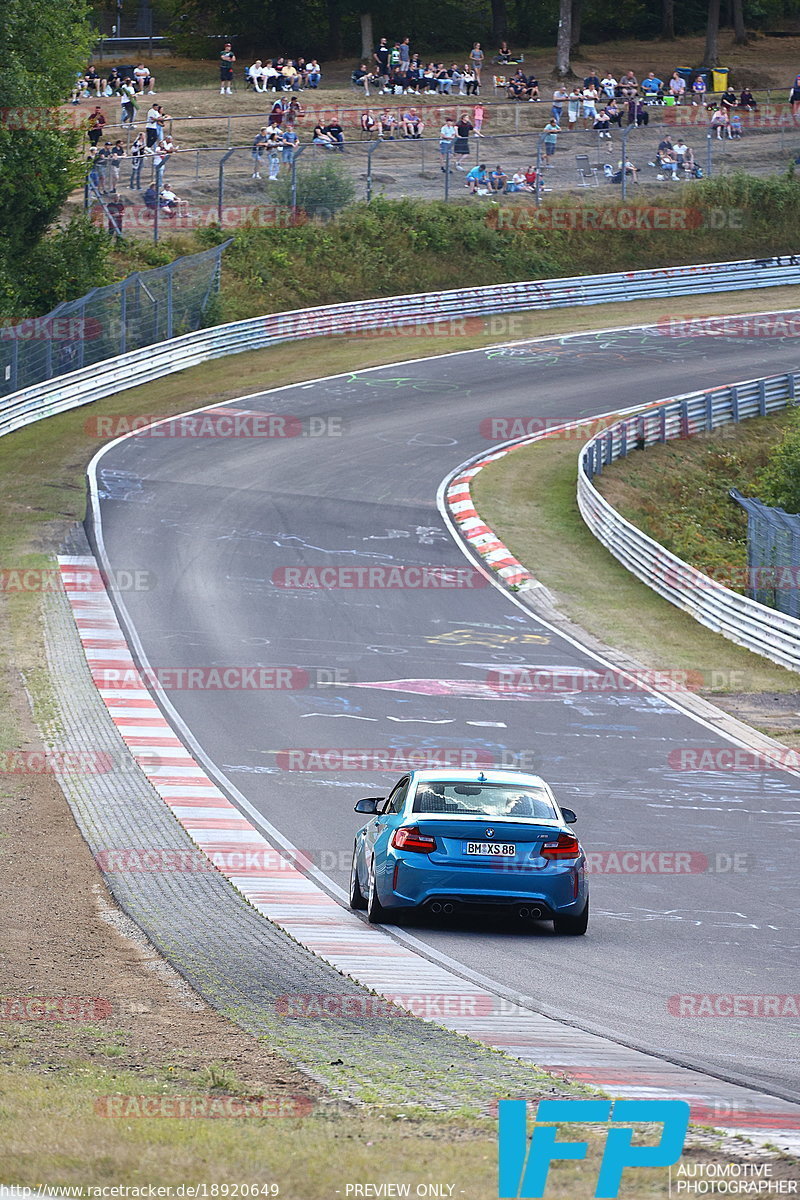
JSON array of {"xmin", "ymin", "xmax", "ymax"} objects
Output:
[{"xmin": 498, "ymin": 1099, "xmax": 690, "ymax": 1197}]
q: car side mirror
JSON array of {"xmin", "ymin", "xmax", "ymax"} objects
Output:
[
  {"xmin": 560, "ymin": 807, "xmax": 577, "ymax": 824},
  {"xmin": 354, "ymin": 797, "xmax": 383, "ymax": 814}
]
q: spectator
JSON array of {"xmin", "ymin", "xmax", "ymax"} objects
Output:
[
  {"xmin": 436, "ymin": 64, "xmax": 453, "ymax": 94},
  {"xmin": 552, "ymin": 84, "xmax": 567, "ymax": 124},
  {"xmin": 374, "ymin": 38, "xmax": 390, "ymax": 89},
  {"xmin": 282, "ymin": 61, "xmax": 300, "ymax": 91},
  {"xmin": 106, "ymin": 68, "xmax": 124, "ymax": 96},
  {"xmin": 473, "ymin": 102, "xmax": 486, "ymax": 136},
  {"xmin": 312, "ymin": 123, "xmax": 337, "ymax": 148},
  {"xmin": 270, "ymin": 98, "xmax": 286, "ymax": 126},
  {"xmin": 324, "ymin": 119, "xmax": 345, "ymax": 150},
  {"xmin": 729, "ymin": 111, "xmax": 743, "ymax": 138},
  {"xmin": 143, "ymin": 182, "xmax": 158, "ymax": 211},
  {"xmin": 655, "ymin": 141, "xmax": 680, "ymax": 179},
  {"xmin": 133, "ymin": 64, "xmax": 156, "ymax": 94},
  {"xmin": 672, "ymin": 137, "xmax": 690, "ymax": 171},
  {"xmin": 509, "ymin": 168, "xmax": 531, "ymax": 192},
  {"xmin": 527, "ymin": 73, "xmax": 540, "ymax": 101},
  {"xmin": 583, "ymin": 68, "xmax": 601, "ymax": 90},
  {"xmin": 567, "ymin": 86, "xmax": 582, "ymax": 130},
  {"xmin": 600, "ymin": 71, "xmax": 617, "ymax": 100},
  {"xmin": 721, "ymin": 86, "xmax": 738, "ymax": 115},
  {"xmin": 488, "ymin": 164, "xmax": 507, "ymax": 192},
  {"xmin": 85, "ymin": 66, "xmax": 106, "ymax": 97},
  {"xmin": 249, "ymin": 60, "xmax": 267, "ymax": 92},
  {"xmin": 87, "ymin": 106, "xmax": 106, "ymax": 148},
  {"xmin": 497, "ymin": 42, "xmax": 512, "ymax": 64},
  {"xmin": 120, "ymin": 77, "xmax": 138, "ymax": 125},
  {"xmin": 71, "ymin": 73, "xmax": 90, "ymax": 104},
  {"xmin": 252, "ymin": 126, "xmax": 268, "ymax": 178},
  {"xmin": 400, "ymin": 38, "xmax": 411, "ymax": 73},
  {"xmin": 153, "ymin": 134, "xmax": 176, "ymax": 173},
  {"xmin": 450, "ymin": 64, "xmax": 464, "ymax": 94},
  {"xmin": 618, "ymin": 70, "xmax": 638, "ymax": 97},
  {"xmin": 439, "ymin": 118, "xmax": 457, "ymax": 169},
  {"xmin": 582, "ymin": 84, "xmax": 599, "ymax": 128},
  {"xmin": 669, "ymin": 72, "xmax": 686, "ymax": 103},
  {"xmin": 361, "ymin": 109, "xmax": 376, "ymax": 135},
  {"xmin": 465, "ymin": 162, "xmax": 488, "ymax": 193},
  {"xmin": 109, "ymin": 139, "xmax": 126, "ymax": 191},
  {"xmin": 628, "ymin": 96, "xmax": 649, "ymax": 126},
  {"xmin": 219, "ymin": 43, "xmax": 236, "ymax": 96},
  {"xmin": 618, "ymin": 156, "xmax": 638, "ymax": 181},
  {"xmin": 524, "ymin": 163, "xmax": 538, "ymax": 189},
  {"xmin": 129, "ymin": 133, "xmax": 145, "ymax": 189},
  {"xmin": 307, "ymin": 60, "xmax": 322, "ymax": 88},
  {"xmin": 470, "ymin": 43, "xmax": 484, "ymax": 83},
  {"xmin": 543, "ymin": 118, "xmax": 559, "ymax": 164},
  {"xmin": 287, "ymin": 97, "xmax": 304, "ymax": 123},
  {"xmin": 739, "ymin": 86, "xmax": 756, "ymax": 110},
  {"xmin": 593, "ymin": 108, "xmax": 612, "ymax": 139},
  {"xmin": 710, "ymin": 105, "xmax": 730, "ymax": 138},
  {"xmin": 94, "ymin": 141, "xmax": 113, "ymax": 192},
  {"xmin": 462, "ymin": 65, "xmax": 479, "ymax": 96},
  {"xmin": 159, "ymin": 185, "xmax": 184, "ymax": 216},
  {"xmin": 266, "ymin": 123, "xmax": 284, "ymax": 178},
  {"xmin": 263, "ymin": 61, "xmax": 280, "ymax": 90},
  {"xmin": 454, "ymin": 112, "xmax": 473, "ymax": 168},
  {"xmin": 378, "ymin": 108, "xmax": 396, "ymax": 138},
  {"xmin": 352, "ymin": 64, "xmax": 374, "ymax": 96},
  {"xmin": 107, "ymin": 196, "xmax": 125, "ymax": 236},
  {"xmin": 692, "ymin": 74, "xmax": 707, "ymax": 104},
  {"xmin": 402, "ymin": 107, "xmax": 424, "ymax": 138},
  {"xmin": 145, "ymin": 102, "xmax": 164, "ymax": 150},
  {"xmin": 507, "ymin": 69, "xmax": 529, "ymax": 100},
  {"xmin": 641, "ymin": 72, "xmax": 663, "ymax": 99},
  {"xmin": 605, "ymin": 98, "xmax": 623, "ymax": 127}
]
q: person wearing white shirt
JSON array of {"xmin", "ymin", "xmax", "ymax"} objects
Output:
[
  {"xmin": 249, "ymin": 61, "xmax": 267, "ymax": 92},
  {"xmin": 439, "ymin": 120, "xmax": 457, "ymax": 169},
  {"xmin": 600, "ymin": 73, "xmax": 617, "ymax": 100}
]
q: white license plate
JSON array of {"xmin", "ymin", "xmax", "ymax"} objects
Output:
[{"xmin": 465, "ymin": 842, "xmax": 516, "ymax": 857}]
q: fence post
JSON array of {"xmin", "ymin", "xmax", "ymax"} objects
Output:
[
  {"xmin": 706, "ymin": 132, "xmax": 713, "ymax": 178},
  {"xmin": 218, "ymin": 148, "xmax": 236, "ymax": 224},
  {"xmin": 621, "ymin": 124, "xmax": 634, "ymax": 203},
  {"xmin": 444, "ymin": 145, "xmax": 451, "ymax": 201},
  {"xmin": 366, "ymin": 140, "xmax": 381, "ymax": 202},
  {"xmin": 166, "ymin": 265, "xmax": 174, "ymax": 340},
  {"xmin": 535, "ymin": 132, "xmax": 545, "ymax": 208},
  {"xmin": 119, "ymin": 284, "xmax": 127, "ymax": 355},
  {"xmin": 153, "ymin": 162, "xmax": 164, "ymax": 243}
]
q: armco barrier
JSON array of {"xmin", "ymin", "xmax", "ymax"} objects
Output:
[
  {"xmin": 577, "ymin": 373, "xmax": 800, "ymax": 672},
  {"xmin": 2, "ymin": 255, "xmax": 800, "ymax": 441}
]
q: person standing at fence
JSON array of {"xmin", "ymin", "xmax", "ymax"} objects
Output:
[
  {"xmin": 266, "ymin": 123, "xmax": 284, "ymax": 179},
  {"xmin": 130, "ymin": 133, "xmax": 145, "ymax": 188},
  {"xmin": 282, "ymin": 124, "xmax": 300, "ymax": 168},
  {"xmin": 551, "ymin": 85, "xmax": 567, "ymax": 124},
  {"xmin": 473, "ymin": 102, "xmax": 485, "ymax": 136},
  {"xmin": 219, "ymin": 43, "xmax": 236, "ymax": 95},
  {"xmin": 543, "ymin": 119, "xmax": 560, "ymax": 165},
  {"xmin": 790, "ymin": 74, "xmax": 800, "ymax": 116},
  {"xmin": 566, "ymin": 86, "xmax": 582, "ymax": 130},
  {"xmin": 120, "ymin": 78, "xmax": 138, "ymax": 126},
  {"xmin": 87, "ymin": 106, "xmax": 106, "ymax": 148},
  {"xmin": 453, "ymin": 113, "xmax": 473, "ymax": 168},
  {"xmin": 252, "ymin": 126, "xmax": 268, "ymax": 178},
  {"xmin": 439, "ymin": 118, "xmax": 457, "ymax": 170},
  {"xmin": 145, "ymin": 103, "xmax": 162, "ymax": 150}
]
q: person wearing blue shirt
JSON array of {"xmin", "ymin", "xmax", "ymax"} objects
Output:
[
  {"xmin": 465, "ymin": 163, "xmax": 488, "ymax": 193},
  {"xmin": 641, "ymin": 72, "xmax": 663, "ymax": 98}
]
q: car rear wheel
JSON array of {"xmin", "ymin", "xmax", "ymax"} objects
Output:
[
  {"xmin": 349, "ymin": 843, "xmax": 366, "ymax": 910},
  {"xmin": 553, "ymin": 899, "xmax": 589, "ymax": 936},
  {"xmin": 366, "ymin": 860, "xmax": 388, "ymax": 923}
]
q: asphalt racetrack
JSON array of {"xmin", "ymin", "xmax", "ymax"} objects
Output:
[{"xmin": 90, "ymin": 323, "xmax": 800, "ymax": 1101}]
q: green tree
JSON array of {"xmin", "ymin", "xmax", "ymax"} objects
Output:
[
  {"xmin": 0, "ymin": 0, "xmax": 107, "ymax": 322},
  {"xmin": 757, "ymin": 413, "xmax": 800, "ymax": 514}
]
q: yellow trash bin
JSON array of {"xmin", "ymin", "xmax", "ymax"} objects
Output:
[{"xmin": 712, "ymin": 68, "xmax": 729, "ymax": 92}]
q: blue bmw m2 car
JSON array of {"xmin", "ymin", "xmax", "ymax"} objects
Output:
[{"xmin": 349, "ymin": 768, "xmax": 588, "ymax": 934}]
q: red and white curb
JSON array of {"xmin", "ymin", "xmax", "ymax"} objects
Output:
[{"xmin": 59, "ymin": 553, "xmax": 800, "ymax": 1148}]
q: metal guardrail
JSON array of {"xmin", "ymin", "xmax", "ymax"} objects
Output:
[
  {"xmin": 577, "ymin": 372, "xmax": 800, "ymax": 672},
  {"xmin": 2, "ymin": 255, "xmax": 800, "ymax": 443}
]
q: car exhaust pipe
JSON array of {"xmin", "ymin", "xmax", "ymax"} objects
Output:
[
  {"xmin": 529, "ymin": 906, "xmax": 543, "ymax": 919},
  {"xmin": 518, "ymin": 905, "xmax": 544, "ymax": 920},
  {"xmin": 442, "ymin": 902, "xmax": 455, "ymax": 915},
  {"xmin": 430, "ymin": 901, "xmax": 443, "ymax": 913},
  {"xmin": 518, "ymin": 906, "xmax": 530, "ymax": 919}
]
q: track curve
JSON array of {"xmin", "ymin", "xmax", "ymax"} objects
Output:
[{"xmin": 88, "ymin": 322, "xmax": 800, "ymax": 1100}]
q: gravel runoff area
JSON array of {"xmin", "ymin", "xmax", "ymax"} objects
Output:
[{"xmin": 33, "ymin": 522, "xmax": 582, "ymax": 1112}]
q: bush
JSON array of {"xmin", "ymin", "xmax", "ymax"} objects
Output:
[
  {"xmin": 756, "ymin": 410, "xmax": 800, "ymax": 514},
  {"xmin": 271, "ymin": 160, "xmax": 356, "ymax": 219}
]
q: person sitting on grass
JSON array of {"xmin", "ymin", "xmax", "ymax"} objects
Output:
[
  {"xmin": 488, "ymin": 164, "xmax": 507, "ymax": 192},
  {"xmin": 739, "ymin": 86, "xmax": 756, "ymax": 110},
  {"xmin": 465, "ymin": 162, "xmax": 489, "ymax": 193},
  {"xmin": 402, "ymin": 108, "xmax": 424, "ymax": 138},
  {"xmin": 524, "ymin": 163, "xmax": 538, "ymax": 190},
  {"xmin": 312, "ymin": 123, "xmax": 337, "ymax": 148}
]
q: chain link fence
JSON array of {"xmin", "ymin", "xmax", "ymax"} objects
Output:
[
  {"xmin": 731, "ymin": 489, "xmax": 800, "ymax": 619},
  {"xmin": 82, "ymin": 102, "xmax": 800, "ymax": 240},
  {"xmin": 0, "ymin": 243, "xmax": 227, "ymax": 397}
]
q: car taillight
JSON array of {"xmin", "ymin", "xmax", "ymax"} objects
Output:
[
  {"xmin": 541, "ymin": 832, "xmax": 580, "ymax": 859},
  {"xmin": 391, "ymin": 826, "xmax": 437, "ymax": 854}
]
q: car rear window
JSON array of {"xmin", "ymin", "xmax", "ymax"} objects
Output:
[{"xmin": 411, "ymin": 781, "xmax": 558, "ymax": 820}]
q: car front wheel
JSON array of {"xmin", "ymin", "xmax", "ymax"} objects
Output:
[{"xmin": 553, "ymin": 898, "xmax": 589, "ymax": 936}]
